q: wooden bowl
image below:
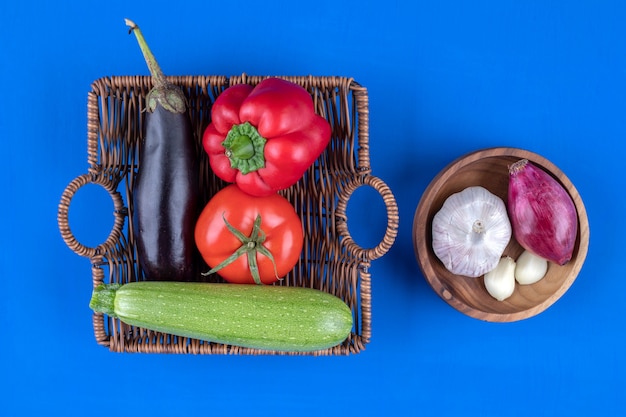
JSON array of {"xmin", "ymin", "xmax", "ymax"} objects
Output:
[{"xmin": 413, "ymin": 147, "xmax": 589, "ymax": 322}]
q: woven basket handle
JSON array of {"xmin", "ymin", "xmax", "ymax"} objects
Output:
[
  {"xmin": 336, "ymin": 175, "xmax": 399, "ymax": 261},
  {"xmin": 57, "ymin": 173, "xmax": 126, "ymax": 258}
]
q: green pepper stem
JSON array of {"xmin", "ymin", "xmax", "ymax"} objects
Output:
[
  {"xmin": 222, "ymin": 122, "xmax": 267, "ymax": 174},
  {"xmin": 227, "ymin": 135, "xmax": 255, "ymax": 160},
  {"xmin": 125, "ymin": 18, "xmax": 186, "ymax": 114}
]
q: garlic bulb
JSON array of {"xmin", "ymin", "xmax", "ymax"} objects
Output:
[
  {"xmin": 432, "ymin": 186, "xmax": 512, "ymax": 277},
  {"xmin": 484, "ymin": 256, "xmax": 516, "ymax": 301},
  {"xmin": 515, "ymin": 249, "xmax": 548, "ymax": 285}
]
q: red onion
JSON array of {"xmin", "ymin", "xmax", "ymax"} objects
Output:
[{"xmin": 507, "ymin": 159, "xmax": 578, "ymax": 265}]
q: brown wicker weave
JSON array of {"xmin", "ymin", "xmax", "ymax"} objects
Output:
[{"xmin": 57, "ymin": 74, "xmax": 399, "ymax": 355}]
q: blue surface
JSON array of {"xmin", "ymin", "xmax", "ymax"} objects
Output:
[{"xmin": 2, "ymin": 1, "xmax": 625, "ymax": 415}]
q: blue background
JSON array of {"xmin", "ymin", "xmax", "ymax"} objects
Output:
[{"xmin": 2, "ymin": 0, "xmax": 624, "ymax": 415}]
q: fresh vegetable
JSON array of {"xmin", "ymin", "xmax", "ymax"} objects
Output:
[
  {"xmin": 484, "ymin": 256, "xmax": 516, "ymax": 301},
  {"xmin": 89, "ymin": 281, "xmax": 353, "ymax": 352},
  {"xmin": 514, "ymin": 249, "xmax": 548, "ymax": 285},
  {"xmin": 508, "ymin": 159, "xmax": 577, "ymax": 265},
  {"xmin": 194, "ymin": 184, "xmax": 303, "ymax": 285},
  {"xmin": 202, "ymin": 78, "xmax": 332, "ymax": 197},
  {"xmin": 126, "ymin": 19, "xmax": 198, "ymax": 281},
  {"xmin": 432, "ymin": 186, "xmax": 512, "ymax": 278}
]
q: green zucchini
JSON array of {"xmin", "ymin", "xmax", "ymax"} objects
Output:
[{"xmin": 89, "ymin": 281, "xmax": 353, "ymax": 352}]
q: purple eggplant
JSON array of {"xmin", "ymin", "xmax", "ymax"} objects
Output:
[{"xmin": 126, "ymin": 19, "xmax": 198, "ymax": 281}]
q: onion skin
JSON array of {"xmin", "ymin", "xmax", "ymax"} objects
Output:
[
  {"xmin": 507, "ymin": 159, "xmax": 578, "ymax": 266},
  {"xmin": 507, "ymin": 159, "xmax": 578, "ymax": 265}
]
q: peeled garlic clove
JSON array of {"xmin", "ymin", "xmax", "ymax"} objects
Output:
[
  {"xmin": 432, "ymin": 186, "xmax": 512, "ymax": 278},
  {"xmin": 515, "ymin": 250, "xmax": 548, "ymax": 285},
  {"xmin": 484, "ymin": 256, "xmax": 516, "ymax": 301}
]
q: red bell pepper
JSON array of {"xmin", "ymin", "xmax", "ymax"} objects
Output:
[{"xmin": 202, "ymin": 78, "xmax": 331, "ymax": 197}]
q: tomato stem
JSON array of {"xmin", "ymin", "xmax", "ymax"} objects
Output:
[{"xmin": 202, "ymin": 213, "xmax": 278, "ymax": 284}]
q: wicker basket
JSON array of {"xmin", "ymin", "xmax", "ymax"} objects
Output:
[{"xmin": 58, "ymin": 74, "xmax": 399, "ymax": 355}]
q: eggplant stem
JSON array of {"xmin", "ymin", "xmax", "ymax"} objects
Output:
[
  {"xmin": 124, "ymin": 18, "xmax": 167, "ymax": 88},
  {"xmin": 124, "ymin": 18, "xmax": 187, "ymax": 113}
]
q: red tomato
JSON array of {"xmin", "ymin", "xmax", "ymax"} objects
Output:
[{"xmin": 194, "ymin": 184, "xmax": 304, "ymax": 284}]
